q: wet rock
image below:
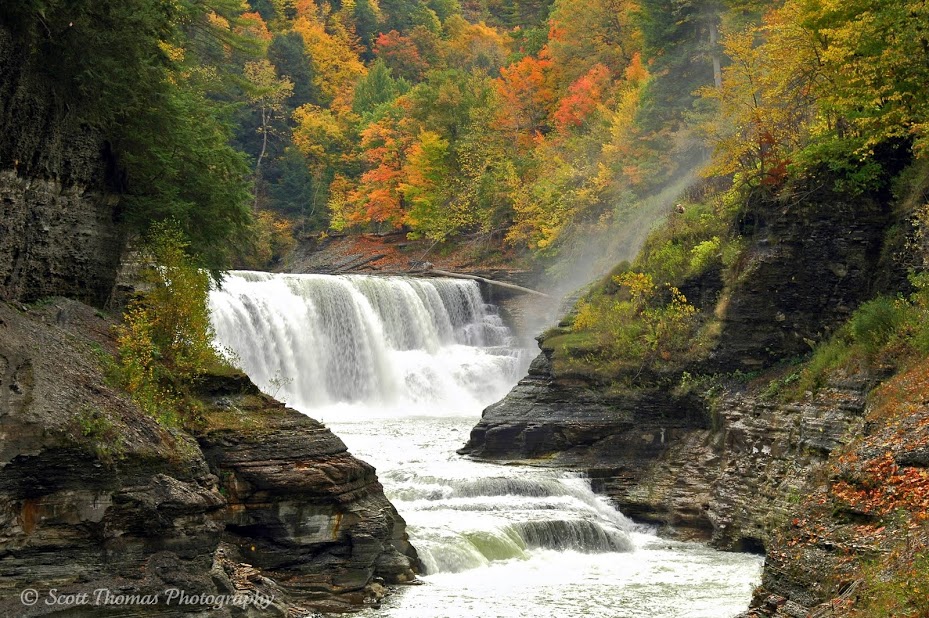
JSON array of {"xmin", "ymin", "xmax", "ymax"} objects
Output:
[{"xmin": 0, "ymin": 299, "xmax": 420, "ymax": 615}]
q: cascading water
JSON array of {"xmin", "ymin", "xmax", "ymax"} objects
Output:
[
  {"xmin": 210, "ymin": 271, "xmax": 762, "ymax": 617},
  {"xmin": 209, "ymin": 271, "xmax": 521, "ymax": 409}
]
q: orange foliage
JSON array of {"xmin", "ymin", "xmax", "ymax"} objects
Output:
[
  {"xmin": 624, "ymin": 52, "xmax": 648, "ymax": 85},
  {"xmin": 494, "ymin": 51, "xmax": 557, "ymax": 142},
  {"xmin": 374, "ymin": 30, "xmax": 429, "ymax": 81},
  {"xmin": 293, "ymin": 0, "xmax": 320, "ymax": 20},
  {"xmin": 553, "ymin": 64, "xmax": 612, "ymax": 132},
  {"xmin": 347, "ymin": 104, "xmax": 418, "ymax": 227},
  {"xmin": 238, "ymin": 12, "xmax": 272, "ymax": 43}
]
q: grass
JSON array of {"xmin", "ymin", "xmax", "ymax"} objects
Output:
[
  {"xmin": 73, "ymin": 405, "xmax": 125, "ymax": 463},
  {"xmin": 781, "ymin": 282, "xmax": 929, "ymax": 399}
]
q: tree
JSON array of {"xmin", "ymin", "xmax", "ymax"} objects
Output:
[
  {"xmin": 291, "ymin": 103, "xmax": 349, "ymax": 223},
  {"xmin": 353, "ymin": 59, "xmax": 410, "ymax": 116},
  {"xmin": 268, "ymin": 31, "xmax": 323, "ymax": 108},
  {"xmin": 553, "ymin": 64, "xmax": 613, "ymax": 132},
  {"xmin": 494, "ymin": 51, "xmax": 558, "ymax": 140},
  {"xmin": 804, "ymin": 0, "xmax": 929, "ymax": 158},
  {"xmin": 400, "ymin": 130, "xmax": 457, "ymax": 240},
  {"xmin": 292, "ymin": 13, "xmax": 367, "ymax": 111},
  {"xmin": 244, "ymin": 59, "xmax": 294, "ymax": 209},
  {"xmin": 546, "ymin": 0, "xmax": 639, "ymax": 84},
  {"xmin": 442, "ymin": 17, "xmax": 510, "ymax": 76},
  {"xmin": 700, "ymin": 2, "xmax": 821, "ymax": 188},
  {"xmin": 374, "ymin": 30, "xmax": 430, "ymax": 82},
  {"xmin": 636, "ymin": 0, "xmax": 724, "ymax": 128},
  {"xmin": 346, "ymin": 100, "xmax": 419, "ymax": 228}
]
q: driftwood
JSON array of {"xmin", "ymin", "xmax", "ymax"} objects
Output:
[
  {"xmin": 426, "ymin": 268, "xmax": 551, "ymax": 298},
  {"xmin": 333, "ymin": 253, "xmax": 387, "ymax": 273}
]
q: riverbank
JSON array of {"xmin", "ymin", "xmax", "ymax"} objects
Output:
[{"xmin": 0, "ymin": 297, "xmax": 419, "ymax": 616}]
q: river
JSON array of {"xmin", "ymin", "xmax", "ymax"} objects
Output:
[{"xmin": 209, "ymin": 271, "xmax": 762, "ymax": 618}]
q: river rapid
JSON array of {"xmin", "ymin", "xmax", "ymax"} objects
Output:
[{"xmin": 209, "ymin": 272, "xmax": 763, "ymax": 618}]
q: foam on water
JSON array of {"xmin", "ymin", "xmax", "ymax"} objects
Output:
[{"xmin": 210, "ymin": 272, "xmax": 762, "ymax": 617}]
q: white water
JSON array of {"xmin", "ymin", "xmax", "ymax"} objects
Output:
[{"xmin": 210, "ymin": 272, "xmax": 762, "ymax": 617}]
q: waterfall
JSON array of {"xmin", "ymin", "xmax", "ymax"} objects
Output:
[
  {"xmin": 209, "ymin": 271, "xmax": 762, "ymax": 616},
  {"xmin": 209, "ymin": 271, "xmax": 525, "ymax": 411}
]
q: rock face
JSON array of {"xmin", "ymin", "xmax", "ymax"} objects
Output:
[
  {"xmin": 0, "ymin": 300, "xmax": 418, "ymax": 616},
  {"xmin": 462, "ymin": 191, "xmax": 892, "ymax": 549},
  {"xmin": 0, "ymin": 26, "xmax": 124, "ymax": 307},
  {"xmin": 709, "ymin": 195, "xmax": 888, "ymax": 370},
  {"xmin": 0, "ymin": 171, "xmax": 124, "ymax": 306},
  {"xmin": 195, "ymin": 373, "xmax": 420, "ymax": 607}
]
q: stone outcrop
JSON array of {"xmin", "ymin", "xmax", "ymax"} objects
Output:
[
  {"xmin": 461, "ymin": 190, "xmax": 893, "ymax": 547},
  {"xmin": 0, "ymin": 299, "xmax": 418, "ymax": 616},
  {"xmin": 0, "ymin": 26, "xmax": 124, "ymax": 307},
  {"xmin": 0, "ymin": 300, "xmax": 225, "ymax": 617},
  {"xmin": 195, "ymin": 373, "xmax": 419, "ymax": 611}
]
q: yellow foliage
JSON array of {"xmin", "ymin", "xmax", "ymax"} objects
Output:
[
  {"xmin": 701, "ymin": 2, "xmax": 820, "ymax": 187},
  {"xmin": 112, "ymin": 224, "xmax": 217, "ymax": 427},
  {"xmin": 292, "ymin": 16, "xmax": 366, "ymax": 112}
]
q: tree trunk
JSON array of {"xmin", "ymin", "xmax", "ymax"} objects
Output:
[
  {"xmin": 710, "ymin": 19, "xmax": 723, "ymax": 89},
  {"xmin": 254, "ymin": 105, "xmax": 269, "ymax": 211}
]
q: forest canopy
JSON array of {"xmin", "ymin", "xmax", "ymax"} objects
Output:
[{"xmin": 3, "ymin": 0, "xmax": 926, "ymax": 266}]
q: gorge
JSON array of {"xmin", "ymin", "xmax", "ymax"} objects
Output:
[{"xmin": 209, "ymin": 271, "xmax": 763, "ymax": 616}]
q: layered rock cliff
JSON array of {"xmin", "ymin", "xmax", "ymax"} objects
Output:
[
  {"xmin": 463, "ymin": 191, "xmax": 890, "ymax": 529},
  {"xmin": 0, "ymin": 299, "xmax": 418, "ymax": 616},
  {"xmin": 0, "ymin": 27, "xmax": 125, "ymax": 307},
  {"xmin": 461, "ymin": 187, "xmax": 916, "ymax": 612}
]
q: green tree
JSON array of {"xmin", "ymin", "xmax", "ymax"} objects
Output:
[
  {"xmin": 244, "ymin": 59, "xmax": 295, "ymax": 209},
  {"xmin": 400, "ymin": 130, "xmax": 458, "ymax": 240},
  {"xmin": 353, "ymin": 60, "xmax": 410, "ymax": 116}
]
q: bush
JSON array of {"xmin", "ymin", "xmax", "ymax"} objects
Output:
[
  {"xmin": 112, "ymin": 223, "xmax": 219, "ymax": 426},
  {"xmin": 572, "ymin": 271, "xmax": 699, "ymax": 368}
]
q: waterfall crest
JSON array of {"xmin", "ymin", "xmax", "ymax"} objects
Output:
[{"xmin": 209, "ymin": 271, "xmax": 526, "ymax": 411}]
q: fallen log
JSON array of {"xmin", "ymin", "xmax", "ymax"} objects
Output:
[
  {"xmin": 426, "ymin": 268, "xmax": 551, "ymax": 298},
  {"xmin": 333, "ymin": 253, "xmax": 387, "ymax": 273}
]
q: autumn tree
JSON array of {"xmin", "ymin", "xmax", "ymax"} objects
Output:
[
  {"xmin": 291, "ymin": 103, "xmax": 349, "ymax": 223},
  {"xmin": 244, "ymin": 59, "xmax": 294, "ymax": 209},
  {"xmin": 553, "ymin": 64, "xmax": 613, "ymax": 133},
  {"xmin": 345, "ymin": 99, "xmax": 419, "ymax": 228},
  {"xmin": 442, "ymin": 17, "xmax": 510, "ymax": 76},
  {"xmin": 494, "ymin": 51, "xmax": 557, "ymax": 141},
  {"xmin": 546, "ymin": 0, "xmax": 639, "ymax": 84},
  {"xmin": 804, "ymin": 0, "xmax": 929, "ymax": 159},
  {"xmin": 701, "ymin": 2, "xmax": 822, "ymax": 189},
  {"xmin": 374, "ymin": 30, "xmax": 431, "ymax": 82},
  {"xmin": 292, "ymin": 11, "xmax": 367, "ymax": 111}
]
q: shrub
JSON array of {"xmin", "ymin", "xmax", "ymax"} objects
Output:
[
  {"xmin": 689, "ymin": 236, "xmax": 721, "ymax": 274},
  {"xmin": 572, "ymin": 271, "xmax": 699, "ymax": 367},
  {"xmin": 849, "ymin": 297, "xmax": 908, "ymax": 355},
  {"xmin": 112, "ymin": 223, "xmax": 219, "ymax": 426}
]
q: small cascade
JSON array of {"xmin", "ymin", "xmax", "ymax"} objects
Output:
[
  {"xmin": 382, "ymin": 466, "xmax": 635, "ymax": 575},
  {"xmin": 209, "ymin": 271, "xmax": 762, "ymax": 617}
]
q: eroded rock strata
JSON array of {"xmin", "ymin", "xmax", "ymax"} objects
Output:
[
  {"xmin": 461, "ymin": 191, "xmax": 916, "ymax": 614},
  {"xmin": 0, "ymin": 300, "xmax": 418, "ymax": 616}
]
